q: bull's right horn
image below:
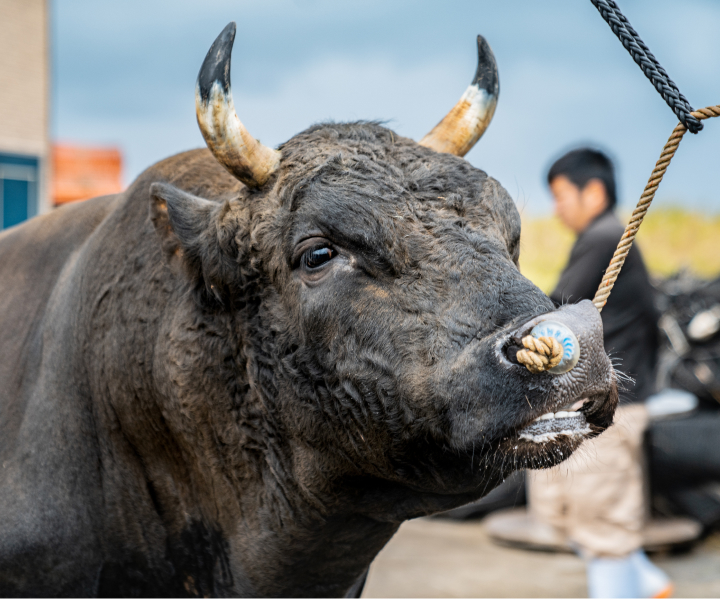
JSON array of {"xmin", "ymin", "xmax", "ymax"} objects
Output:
[
  {"xmin": 419, "ymin": 36, "xmax": 499, "ymax": 157},
  {"xmin": 196, "ymin": 22, "xmax": 281, "ymax": 188}
]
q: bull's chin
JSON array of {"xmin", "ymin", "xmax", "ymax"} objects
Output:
[
  {"xmin": 366, "ymin": 385, "xmax": 617, "ymax": 519},
  {"xmin": 498, "ymin": 386, "xmax": 618, "ymax": 471}
]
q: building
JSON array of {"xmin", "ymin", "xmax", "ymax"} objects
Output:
[
  {"xmin": 0, "ymin": 0, "xmax": 50, "ymax": 230},
  {"xmin": 52, "ymin": 145, "xmax": 123, "ymax": 206}
]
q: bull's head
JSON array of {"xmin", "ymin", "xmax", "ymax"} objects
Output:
[{"xmin": 149, "ymin": 22, "xmax": 616, "ymax": 537}]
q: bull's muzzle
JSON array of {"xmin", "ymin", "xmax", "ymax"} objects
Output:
[{"xmin": 502, "ymin": 300, "xmax": 617, "ymax": 446}]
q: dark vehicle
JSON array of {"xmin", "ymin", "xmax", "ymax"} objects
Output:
[{"xmin": 650, "ymin": 273, "xmax": 720, "ymax": 531}]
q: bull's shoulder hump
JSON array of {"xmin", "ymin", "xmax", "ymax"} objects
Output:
[
  {"xmin": 0, "ymin": 193, "xmax": 120, "ymax": 423},
  {"xmin": 0, "ymin": 193, "xmax": 119, "ymax": 270},
  {"xmin": 0, "ymin": 194, "xmax": 118, "ymax": 351},
  {"xmin": 133, "ymin": 148, "xmax": 245, "ymax": 200}
]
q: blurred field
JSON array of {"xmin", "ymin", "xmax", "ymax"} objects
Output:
[{"xmin": 519, "ymin": 208, "xmax": 720, "ymax": 294}]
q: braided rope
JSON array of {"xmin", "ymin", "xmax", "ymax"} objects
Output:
[
  {"xmin": 516, "ymin": 335, "xmax": 563, "ymax": 374},
  {"xmin": 590, "ymin": 0, "xmax": 702, "ymax": 133},
  {"xmin": 592, "ymin": 105, "xmax": 720, "ymax": 312}
]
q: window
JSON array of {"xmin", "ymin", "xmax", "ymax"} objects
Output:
[{"xmin": 0, "ymin": 153, "xmax": 39, "ymax": 230}]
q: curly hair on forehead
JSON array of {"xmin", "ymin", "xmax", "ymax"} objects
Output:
[{"xmin": 277, "ymin": 121, "xmax": 490, "ymax": 210}]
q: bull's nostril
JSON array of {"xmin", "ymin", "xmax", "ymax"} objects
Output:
[{"xmin": 530, "ymin": 321, "xmax": 580, "ymax": 374}]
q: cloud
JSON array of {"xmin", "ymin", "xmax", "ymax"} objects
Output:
[{"xmin": 53, "ymin": 0, "xmax": 720, "ymax": 213}]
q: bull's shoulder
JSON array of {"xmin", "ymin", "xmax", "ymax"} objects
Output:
[
  {"xmin": 0, "ymin": 194, "xmax": 119, "ymax": 326},
  {"xmin": 0, "ymin": 193, "xmax": 120, "ymax": 465},
  {"xmin": 0, "ymin": 193, "xmax": 118, "ymax": 273}
]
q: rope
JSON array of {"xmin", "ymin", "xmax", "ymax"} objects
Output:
[
  {"xmin": 592, "ymin": 105, "xmax": 720, "ymax": 312},
  {"xmin": 517, "ymin": 335, "xmax": 564, "ymax": 374},
  {"xmin": 590, "ymin": 0, "xmax": 702, "ymax": 134}
]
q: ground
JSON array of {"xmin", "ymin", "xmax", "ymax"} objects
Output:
[{"xmin": 363, "ymin": 517, "xmax": 720, "ymax": 598}]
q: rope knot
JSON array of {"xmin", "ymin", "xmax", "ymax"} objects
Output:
[{"xmin": 516, "ymin": 336, "xmax": 563, "ymax": 374}]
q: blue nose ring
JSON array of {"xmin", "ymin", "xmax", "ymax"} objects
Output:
[{"xmin": 530, "ymin": 321, "xmax": 580, "ymax": 374}]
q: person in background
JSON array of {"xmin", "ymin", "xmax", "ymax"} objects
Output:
[{"xmin": 527, "ymin": 148, "xmax": 671, "ymax": 598}]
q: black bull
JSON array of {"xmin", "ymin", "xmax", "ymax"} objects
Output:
[{"xmin": 0, "ymin": 34, "xmax": 617, "ymax": 600}]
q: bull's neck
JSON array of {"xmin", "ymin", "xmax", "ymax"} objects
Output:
[
  {"xmin": 237, "ymin": 500, "xmax": 398, "ymax": 597},
  {"xmin": 213, "ymin": 443, "xmax": 400, "ymax": 596},
  {"xmin": 87, "ymin": 281, "xmax": 399, "ymax": 596},
  {"xmin": 97, "ymin": 403, "xmax": 398, "ymax": 596}
]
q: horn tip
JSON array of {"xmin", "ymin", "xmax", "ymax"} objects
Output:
[
  {"xmin": 197, "ymin": 22, "xmax": 237, "ymax": 103},
  {"xmin": 472, "ymin": 35, "xmax": 499, "ymax": 97}
]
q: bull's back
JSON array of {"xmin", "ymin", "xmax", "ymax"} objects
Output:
[{"xmin": 0, "ymin": 195, "xmax": 117, "ymax": 438}]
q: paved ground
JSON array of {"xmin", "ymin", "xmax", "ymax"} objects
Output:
[{"xmin": 363, "ymin": 517, "xmax": 720, "ymax": 598}]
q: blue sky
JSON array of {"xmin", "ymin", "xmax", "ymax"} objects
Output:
[{"xmin": 52, "ymin": 0, "xmax": 720, "ymax": 215}]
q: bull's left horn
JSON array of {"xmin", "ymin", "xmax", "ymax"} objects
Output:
[
  {"xmin": 196, "ymin": 22, "xmax": 281, "ymax": 188},
  {"xmin": 419, "ymin": 36, "xmax": 499, "ymax": 157}
]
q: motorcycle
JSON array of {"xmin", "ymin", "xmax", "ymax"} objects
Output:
[{"xmin": 649, "ymin": 272, "xmax": 720, "ymax": 531}]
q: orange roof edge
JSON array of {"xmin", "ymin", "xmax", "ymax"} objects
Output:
[{"xmin": 52, "ymin": 143, "xmax": 124, "ymax": 206}]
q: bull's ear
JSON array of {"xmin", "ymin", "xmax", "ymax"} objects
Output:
[{"xmin": 150, "ymin": 182, "xmax": 238, "ymax": 306}]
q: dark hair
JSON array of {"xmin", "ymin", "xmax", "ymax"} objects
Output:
[{"xmin": 547, "ymin": 148, "xmax": 617, "ymax": 208}]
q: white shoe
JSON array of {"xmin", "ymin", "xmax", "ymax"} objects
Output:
[
  {"xmin": 587, "ymin": 555, "xmax": 640, "ymax": 598},
  {"xmin": 630, "ymin": 550, "xmax": 673, "ymax": 598}
]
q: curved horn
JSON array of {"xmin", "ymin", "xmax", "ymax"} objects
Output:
[
  {"xmin": 196, "ymin": 22, "xmax": 280, "ymax": 188},
  {"xmin": 419, "ymin": 36, "xmax": 499, "ymax": 157}
]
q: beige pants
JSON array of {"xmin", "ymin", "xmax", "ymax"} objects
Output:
[{"xmin": 527, "ymin": 404, "xmax": 649, "ymax": 559}]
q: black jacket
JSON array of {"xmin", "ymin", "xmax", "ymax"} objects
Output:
[{"xmin": 550, "ymin": 210, "xmax": 659, "ymax": 403}]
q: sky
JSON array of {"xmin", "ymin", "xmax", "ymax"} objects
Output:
[{"xmin": 52, "ymin": 0, "xmax": 720, "ymax": 216}]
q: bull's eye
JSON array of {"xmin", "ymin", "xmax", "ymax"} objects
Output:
[{"xmin": 303, "ymin": 245, "xmax": 337, "ymax": 270}]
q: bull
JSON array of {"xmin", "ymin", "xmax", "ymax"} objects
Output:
[{"xmin": 0, "ymin": 23, "xmax": 617, "ymax": 597}]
